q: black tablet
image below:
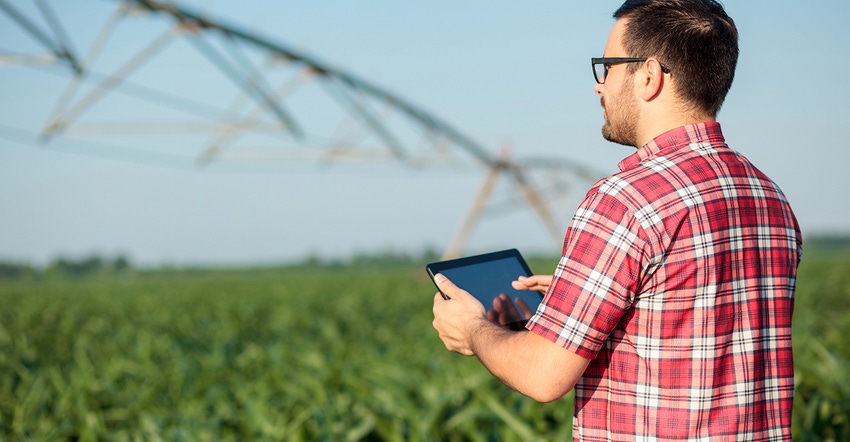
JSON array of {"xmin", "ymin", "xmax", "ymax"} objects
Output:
[{"xmin": 426, "ymin": 249, "xmax": 544, "ymax": 330}]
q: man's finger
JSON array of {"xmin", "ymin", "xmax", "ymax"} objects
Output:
[
  {"xmin": 434, "ymin": 273, "xmax": 461, "ymax": 299},
  {"xmin": 433, "ymin": 273, "xmax": 452, "ymax": 288},
  {"xmin": 511, "ymin": 274, "xmax": 553, "ymax": 292},
  {"xmin": 511, "ymin": 276, "xmax": 535, "ymax": 290}
]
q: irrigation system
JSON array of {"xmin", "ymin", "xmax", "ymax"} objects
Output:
[{"xmin": 1, "ymin": 0, "xmax": 604, "ymax": 258}]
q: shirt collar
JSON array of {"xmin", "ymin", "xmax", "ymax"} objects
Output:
[{"xmin": 618, "ymin": 122, "xmax": 725, "ymax": 171}]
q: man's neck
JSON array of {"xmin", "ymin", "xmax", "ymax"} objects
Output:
[{"xmin": 635, "ymin": 109, "xmax": 716, "ymax": 148}]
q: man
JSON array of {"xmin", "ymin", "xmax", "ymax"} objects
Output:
[{"xmin": 432, "ymin": 0, "xmax": 803, "ymax": 440}]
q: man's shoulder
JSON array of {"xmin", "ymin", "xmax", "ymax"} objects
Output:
[{"xmin": 590, "ymin": 154, "xmax": 686, "ymax": 203}]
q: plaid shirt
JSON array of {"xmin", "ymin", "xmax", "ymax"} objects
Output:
[{"xmin": 527, "ymin": 122, "xmax": 802, "ymax": 441}]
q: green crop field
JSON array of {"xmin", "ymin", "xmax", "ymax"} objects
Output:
[{"xmin": 1, "ymin": 250, "xmax": 848, "ymax": 441}]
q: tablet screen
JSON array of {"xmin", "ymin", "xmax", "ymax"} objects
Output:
[{"xmin": 426, "ymin": 249, "xmax": 543, "ymax": 329}]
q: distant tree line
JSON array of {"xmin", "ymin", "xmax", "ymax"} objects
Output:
[
  {"xmin": 1, "ymin": 235, "xmax": 846, "ymax": 280},
  {"xmin": 804, "ymin": 234, "xmax": 850, "ymax": 253},
  {"xmin": 301, "ymin": 247, "xmax": 443, "ymax": 269},
  {"xmin": 0, "ymin": 255, "xmax": 132, "ymax": 280}
]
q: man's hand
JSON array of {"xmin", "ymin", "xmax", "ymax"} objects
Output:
[
  {"xmin": 511, "ymin": 274, "xmax": 554, "ymax": 293},
  {"xmin": 432, "ymin": 273, "xmax": 589, "ymax": 402},
  {"xmin": 431, "ymin": 274, "xmax": 488, "ymax": 356}
]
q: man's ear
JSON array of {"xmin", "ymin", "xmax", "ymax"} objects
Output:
[{"xmin": 638, "ymin": 58, "xmax": 665, "ymax": 102}]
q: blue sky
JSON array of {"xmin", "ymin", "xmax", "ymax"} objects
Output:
[{"xmin": 1, "ymin": 1, "xmax": 848, "ymax": 266}]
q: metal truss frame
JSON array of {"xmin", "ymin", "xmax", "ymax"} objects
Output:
[{"xmin": 0, "ymin": 0, "xmax": 604, "ymax": 258}]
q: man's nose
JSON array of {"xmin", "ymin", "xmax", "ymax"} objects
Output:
[{"xmin": 594, "ymin": 83, "xmax": 604, "ymax": 96}]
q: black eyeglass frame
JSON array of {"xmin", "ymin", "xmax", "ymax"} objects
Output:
[{"xmin": 591, "ymin": 57, "xmax": 671, "ymax": 84}]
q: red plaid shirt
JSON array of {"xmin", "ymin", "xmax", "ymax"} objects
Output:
[{"xmin": 527, "ymin": 122, "xmax": 802, "ymax": 441}]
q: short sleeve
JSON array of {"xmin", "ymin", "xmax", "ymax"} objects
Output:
[{"xmin": 527, "ymin": 189, "xmax": 649, "ymax": 359}]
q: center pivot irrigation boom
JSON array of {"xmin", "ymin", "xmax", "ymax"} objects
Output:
[{"xmin": 0, "ymin": 0, "xmax": 604, "ymax": 258}]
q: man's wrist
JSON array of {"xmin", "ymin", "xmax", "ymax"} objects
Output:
[{"xmin": 469, "ymin": 316, "xmax": 521, "ymax": 356}]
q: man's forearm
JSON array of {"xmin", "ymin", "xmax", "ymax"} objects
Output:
[
  {"xmin": 431, "ymin": 275, "xmax": 590, "ymax": 402},
  {"xmin": 470, "ymin": 321, "xmax": 589, "ymax": 403},
  {"xmin": 470, "ymin": 319, "xmax": 529, "ymax": 392}
]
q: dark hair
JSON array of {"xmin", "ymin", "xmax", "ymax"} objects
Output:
[{"xmin": 614, "ymin": 0, "xmax": 738, "ymax": 116}]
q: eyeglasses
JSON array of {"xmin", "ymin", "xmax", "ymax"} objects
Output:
[{"xmin": 591, "ymin": 57, "xmax": 671, "ymax": 84}]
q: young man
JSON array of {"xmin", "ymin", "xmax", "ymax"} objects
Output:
[{"xmin": 432, "ymin": 0, "xmax": 803, "ymax": 440}]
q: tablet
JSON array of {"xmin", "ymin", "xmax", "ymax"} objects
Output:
[{"xmin": 426, "ymin": 249, "xmax": 544, "ymax": 330}]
